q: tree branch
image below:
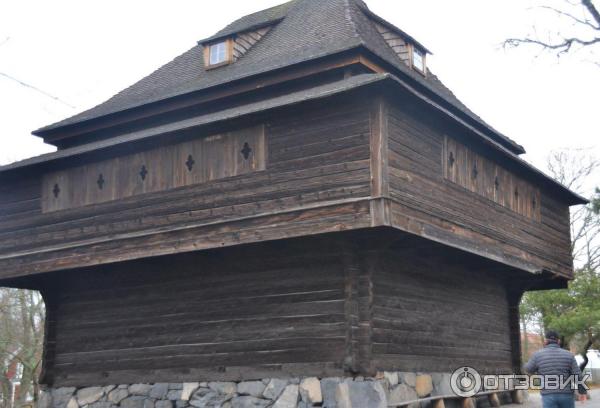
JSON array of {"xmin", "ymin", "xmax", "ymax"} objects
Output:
[
  {"xmin": 504, "ymin": 36, "xmax": 600, "ymax": 55},
  {"xmin": 539, "ymin": 5, "xmax": 600, "ymax": 29},
  {"xmin": 582, "ymin": 0, "xmax": 600, "ymax": 28}
]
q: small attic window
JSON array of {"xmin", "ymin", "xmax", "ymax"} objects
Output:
[
  {"xmin": 412, "ymin": 47, "xmax": 425, "ymax": 73},
  {"xmin": 209, "ymin": 41, "xmax": 229, "ymax": 65}
]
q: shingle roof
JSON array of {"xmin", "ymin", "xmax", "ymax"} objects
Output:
[
  {"xmin": 200, "ymin": 0, "xmax": 297, "ymax": 44},
  {"xmin": 35, "ymin": 0, "xmax": 525, "ymax": 154}
]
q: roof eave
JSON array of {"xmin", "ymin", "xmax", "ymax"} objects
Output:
[{"xmin": 13, "ymin": 74, "xmax": 589, "ymax": 207}]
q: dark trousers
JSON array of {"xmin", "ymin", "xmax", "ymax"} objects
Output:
[{"xmin": 542, "ymin": 393, "xmax": 575, "ymax": 408}]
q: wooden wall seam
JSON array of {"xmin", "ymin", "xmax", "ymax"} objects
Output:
[{"xmin": 369, "ymin": 97, "xmax": 390, "ymax": 226}]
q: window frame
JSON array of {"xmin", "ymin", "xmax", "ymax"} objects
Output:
[
  {"xmin": 411, "ymin": 46, "xmax": 426, "ymax": 74},
  {"xmin": 205, "ymin": 39, "xmax": 232, "ymax": 69}
]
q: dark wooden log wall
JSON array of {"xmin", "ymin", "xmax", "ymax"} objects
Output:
[
  {"xmin": 385, "ymin": 97, "xmax": 573, "ymax": 277},
  {"xmin": 39, "ymin": 230, "xmax": 521, "ymax": 386},
  {"xmin": 0, "ymin": 97, "xmax": 373, "ymax": 279},
  {"xmin": 43, "ymin": 239, "xmax": 350, "ymax": 387},
  {"xmin": 370, "ymin": 248, "xmax": 513, "ymax": 374},
  {"xmin": 41, "ymin": 126, "xmax": 266, "ymax": 212}
]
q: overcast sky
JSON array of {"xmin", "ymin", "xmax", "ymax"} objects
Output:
[{"xmin": 1, "ymin": 0, "xmax": 598, "ymax": 192}]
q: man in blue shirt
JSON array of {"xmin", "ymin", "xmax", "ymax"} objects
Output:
[{"xmin": 524, "ymin": 330, "xmax": 583, "ymax": 408}]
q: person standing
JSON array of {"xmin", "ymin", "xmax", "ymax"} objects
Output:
[{"xmin": 524, "ymin": 330, "xmax": 586, "ymax": 408}]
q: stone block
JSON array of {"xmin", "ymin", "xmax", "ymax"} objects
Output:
[
  {"xmin": 416, "ymin": 375, "xmax": 433, "ymax": 397},
  {"xmin": 299, "ymin": 378, "xmax": 322, "ymax": 404},
  {"xmin": 155, "ymin": 401, "xmax": 173, "ymax": 408},
  {"xmin": 237, "ymin": 381, "xmax": 266, "ymax": 398},
  {"xmin": 389, "ymin": 383, "xmax": 418, "ymax": 406},
  {"xmin": 208, "ymin": 382, "xmax": 237, "ymax": 397},
  {"xmin": 129, "ymin": 384, "xmax": 152, "ymax": 397},
  {"xmin": 432, "ymin": 373, "xmax": 453, "ymax": 396},
  {"xmin": 77, "ymin": 387, "xmax": 105, "ymax": 406},
  {"xmin": 272, "ymin": 384, "xmax": 299, "ymax": 408},
  {"xmin": 400, "ymin": 373, "xmax": 417, "ymax": 388},
  {"xmin": 38, "ymin": 390, "xmax": 52, "ymax": 408},
  {"xmin": 189, "ymin": 388, "xmax": 233, "ymax": 407},
  {"xmin": 150, "ymin": 383, "xmax": 170, "ymax": 399},
  {"xmin": 103, "ymin": 385, "xmax": 116, "ymax": 395},
  {"xmin": 181, "ymin": 383, "xmax": 200, "ymax": 401},
  {"xmin": 89, "ymin": 403, "xmax": 114, "ymax": 408},
  {"xmin": 121, "ymin": 397, "xmax": 147, "ymax": 408},
  {"xmin": 347, "ymin": 381, "xmax": 386, "ymax": 408},
  {"xmin": 108, "ymin": 388, "xmax": 129, "ymax": 404},
  {"xmin": 51, "ymin": 388, "xmax": 76, "ymax": 408},
  {"xmin": 231, "ymin": 396, "xmax": 271, "ymax": 408},
  {"xmin": 320, "ymin": 377, "xmax": 342, "ymax": 407},
  {"xmin": 262, "ymin": 379, "xmax": 288, "ymax": 400},
  {"xmin": 384, "ymin": 372, "xmax": 399, "ymax": 387},
  {"xmin": 334, "ymin": 382, "xmax": 351, "ymax": 408},
  {"xmin": 166, "ymin": 390, "xmax": 182, "ymax": 401}
]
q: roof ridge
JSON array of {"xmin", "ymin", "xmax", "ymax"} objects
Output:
[{"xmin": 342, "ymin": 0, "xmax": 361, "ymax": 39}]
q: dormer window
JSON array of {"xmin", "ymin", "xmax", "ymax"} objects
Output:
[
  {"xmin": 412, "ymin": 47, "xmax": 425, "ymax": 73},
  {"xmin": 210, "ymin": 41, "xmax": 228, "ymax": 65},
  {"xmin": 204, "ymin": 39, "xmax": 232, "ymax": 69}
]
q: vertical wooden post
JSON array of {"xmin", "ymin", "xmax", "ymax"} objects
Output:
[
  {"xmin": 507, "ymin": 288, "xmax": 524, "ymax": 374},
  {"xmin": 432, "ymin": 399, "xmax": 446, "ymax": 408},
  {"xmin": 488, "ymin": 392, "xmax": 501, "ymax": 407},
  {"xmin": 342, "ymin": 243, "xmax": 360, "ymax": 375},
  {"xmin": 39, "ymin": 286, "xmax": 58, "ymax": 386},
  {"xmin": 341, "ymin": 241, "xmax": 375, "ymax": 376},
  {"xmin": 511, "ymin": 390, "xmax": 525, "ymax": 404},
  {"xmin": 369, "ymin": 96, "xmax": 390, "ymax": 227}
]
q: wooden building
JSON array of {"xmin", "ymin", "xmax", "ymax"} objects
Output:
[{"xmin": 0, "ymin": 0, "xmax": 586, "ymax": 407}]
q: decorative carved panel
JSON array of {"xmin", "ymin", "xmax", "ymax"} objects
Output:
[
  {"xmin": 42, "ymin": 125, "xmax": 266, "ymax": 212},
  {"xmin": 443, "ymin": 136, "xmax": 541, "ymax": 221}
]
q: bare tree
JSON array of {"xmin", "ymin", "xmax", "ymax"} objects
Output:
[
  {"xmin": 0, "ymin": 289, "xmax": 45, "ymax": 407},
  {"xmin": 504, "ymin": 0, "xmax": 600, "ymax": 61},
  {"xmin": 520, "ymin": 149, "xmax": 600, "ymax": 366},
  {"xmin": 547, "ymin": 149, "xmax": 600, "ymax": 270}
]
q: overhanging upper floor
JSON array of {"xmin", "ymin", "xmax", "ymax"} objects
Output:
[{"xmin": 0, "ymin": 75, "xmax": 585, "ymax": 284}]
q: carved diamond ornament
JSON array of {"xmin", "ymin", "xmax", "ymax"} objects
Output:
[
  {"xmin": 97, "ymin": 174, "xmax": 105, "ymax": 190},
  {"xmin": 448, "ymin": 151, "xmax": 455, "ymax": 167},
  {"xmin": 139, "ymin": 165, "xmax": 148, "ymax": 181},
  {"xmin": 186, "ymin": 155, "xmax": 195, "ymax": 172},
  {"xmin": 241, "ymin": 142, "xmax": 252, "ymax": 160}
]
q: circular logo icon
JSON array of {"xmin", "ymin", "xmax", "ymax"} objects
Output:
[{"xmin": 450, "ymin": 366, "xmax": 482, "ymax": 397}]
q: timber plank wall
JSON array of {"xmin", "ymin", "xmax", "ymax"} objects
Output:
[
  {"xmin": 0, "ymin": 89, "xmax": 574, "ymax": 280},
  {"xmin": 0, "ymin": 96, "xmax": 373, "ymax": 279},
  {"xmin": 371, "ymin": 250, "xmax": 512, "ymax": 374},
  {"xmin": 39, "ymin": 232, "xmax": 515, "ymax": 387},
  {"xmin": 384, "ymin": 95, "xmax": 573, "ymax": 278}
]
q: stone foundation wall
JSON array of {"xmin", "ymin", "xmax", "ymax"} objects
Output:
[{"xmin": 38, "ymin": 372, "xmax": 518, "ymax": 408}]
